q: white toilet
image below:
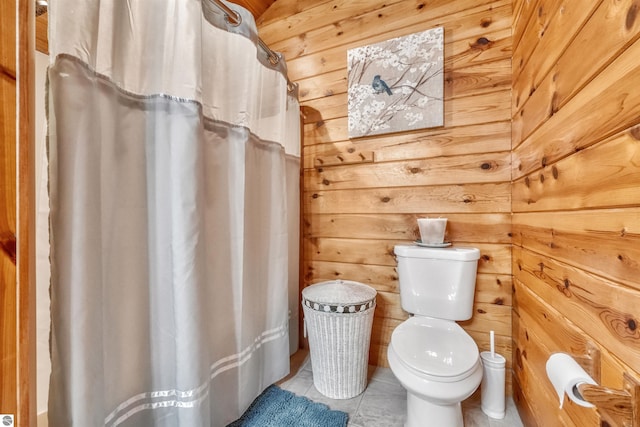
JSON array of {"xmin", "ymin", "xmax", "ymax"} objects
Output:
[{"xmin": 388, "ymin": 245, "xmax": 482, "ymax": 427}]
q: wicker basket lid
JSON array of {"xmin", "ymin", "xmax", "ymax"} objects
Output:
[{"xmin": 302, "ymin": 280, "xmax": 376, "ymax": 313}]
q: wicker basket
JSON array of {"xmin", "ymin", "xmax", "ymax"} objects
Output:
[{"xmin": 302, "ymin": 280, "xmax": 376, "ymax": 399}]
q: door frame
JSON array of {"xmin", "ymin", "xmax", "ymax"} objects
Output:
[{"xmin": 1, "ymin": 0, "xmax": 36, "ymax": 425}]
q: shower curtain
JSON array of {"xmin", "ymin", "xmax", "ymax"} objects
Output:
[{"xmin": 46, "ymin": 1, "xmax": 300, "ymax": 426}]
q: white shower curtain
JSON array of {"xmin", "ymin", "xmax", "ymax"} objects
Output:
[{"xmin": 46, "ymin": 1, "xmax": 300, "ymax": 426}]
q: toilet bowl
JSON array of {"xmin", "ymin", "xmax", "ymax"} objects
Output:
[
  {"xmin": 388, "ymin": 316, "xmax": 482, "ymax": 427},
  {"xmin": 390, "ymin": 244, "xmax": 483, "ymax": 427}
]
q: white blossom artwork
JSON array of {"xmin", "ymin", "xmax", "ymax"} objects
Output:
[{"xmin": 347, "ymin": 27, "xmax": 444, "ymax": 138}]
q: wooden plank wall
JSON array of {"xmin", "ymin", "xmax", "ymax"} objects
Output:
[
  {"xmin": 512, "ymin": 0, "xmax": 640, "ymax": 425},
  {"xmin": 258, "ymin": 0, "xmax": 514, "ymax": 390}
]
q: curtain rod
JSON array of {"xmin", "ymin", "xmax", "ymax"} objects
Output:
[{"xmin": 209, "ymin": 0, "xmax": 296, "ymax": 93}]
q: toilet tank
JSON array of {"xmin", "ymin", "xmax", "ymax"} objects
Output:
[{"xmin": 394, "ymin": 245, "xmax": 480, "ymax": 321}]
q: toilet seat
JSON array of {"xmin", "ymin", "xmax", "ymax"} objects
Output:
[{"xmin": 390, "ymin": 316, "xmax": 479, "ymax": 382}]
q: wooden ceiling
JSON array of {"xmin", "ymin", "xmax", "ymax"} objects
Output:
[
  {"xmin": 35, "ymin": 0, "xmax": 278, "ymax": 54},
  {"xmin": 237, "ymin": 0, "xmax": 277, "ymax": 20}
]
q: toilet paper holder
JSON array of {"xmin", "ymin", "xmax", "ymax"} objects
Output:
[
  {"xmin": 575, "ymin": 373, "xmax": 640, "ymax": 427},
  {"xmin": 549, "ymin": 350, "xmax": 639, "ymax": 426}
]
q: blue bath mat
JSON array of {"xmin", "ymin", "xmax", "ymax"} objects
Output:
[{"xmin": 227, "ymin": 384, "xmax": 348, "ymax": 427}]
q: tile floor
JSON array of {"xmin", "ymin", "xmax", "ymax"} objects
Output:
[{"xmin": 278, "ymin": 350, "xmax": 524, "ymax": 427}]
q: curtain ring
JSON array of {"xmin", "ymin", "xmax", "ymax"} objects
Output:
[{"xmin": 224, "ymin": 10, "xmax": 242, "ymax": 26}]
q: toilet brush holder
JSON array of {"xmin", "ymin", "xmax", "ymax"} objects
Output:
[{"xmin": 480, "ymin": 351, "xmax": 506, "ymax": 419}]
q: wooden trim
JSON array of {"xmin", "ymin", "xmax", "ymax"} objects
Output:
[
  {"xmin": 298, "ymin": 108, "xmax": 306, "ymax": 350},
  {"xmin": 0, "ymin": 0, "xmax": 36, "ymax": 425},
  {"xmin": 0, "ymin": 0, "xmax": 19, "ymax": 421},
  {"xmin": 17, "ymin": 0, "xmax": 36, "ymax": 424}
]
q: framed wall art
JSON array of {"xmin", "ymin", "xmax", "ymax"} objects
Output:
[{"xmin": 347, "ymin": 26, "xmax": 444, "ymax": 138}]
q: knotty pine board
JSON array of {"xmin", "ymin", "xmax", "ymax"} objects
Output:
[
  {"xmin": 513, "ymin": 129, "xmax": 640, "ymax": 212},
  {"xmin": 511, "ymin": 378, "xmax": 539, "ymax": 427},
  {"xmin": 304, "ymin": 91, "xmax": 511, "ymax": 144},
  {"xmin": 257, "ymin": 0, "xmax": 333, "ymax": 26},
  {"xmin": 459, "ymin": 302, "xmax": 511, "ymax": 336},
  {"xmin": 513, "ymin": 35, "xmax": 640, "ymax": 178},
  {"xmin": 303, "ymin": 87, "xmax": 511, "ymax": 126},
  {"xmin": 302, "ymin": 117, "xmax": 509, "ymax": 152},
  {"xmin": 512, "ymin": 219, "xmax": 640, "ymax": 291},
  {"xmin": 304, "ymin": 212, "xmax": 512, "ymax": 242},
  {"xmin": 307, "ymin": 152, "xmax": 511, "ymax": 191},
  {"xmin": 512, "ymin": 208, "xmax": 640, "ymax": 236},
  {"xmin": 288, "ymin": 28, "xmax": 512, "ymax": 82},
  {"xmin": 301, "ymin": 58, "xmax": 511, "ymax": 118},
  {"xmin": 512, "ymin": 0, "xmax": 539, "ymax": 52},
  {"xmin": 304, "ymin": 183, "xmax": 511, "ymax": 214},
  {"xmin": 513, "ymin": 246, "xmax": 640, "ymax": 365},
  {"xmin": 511, "ymin": 0, "xmax": 601, "ymax": 113},
  {"xmin": 303, "ymin": 121, "xmax": 511, "ymax": 167},
  {"xmin": 513, "ymin": 0, "xmax": 637, "ymax": 122},
  {"xmin": 268, "ymin": 1, "xmax": 511, "ymax": 64},
  {"xmin": 259, "ymin": 0, "xmax": 408, "ymax": 45},
  {"xmin": 303, "ymin": 260, "xmax": 399, "ymax": 292},
  {"xmin": 511, "ymin": 278, "xmax": 640, "ymax": 426},
  {"xmin": 259, "ymin": 0, "xmax": 505, "ymax": 47},
  {"xmin": 512, "ymin": 306, "xmax": 600, "ymax": 426},
  {"xmin": 514, "ymin": 0, "xmax": 640, "ymax": 152}
]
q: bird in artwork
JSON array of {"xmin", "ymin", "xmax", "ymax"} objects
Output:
[{"xmin": 372, "ymin": 75, "xmax": 392, "ymax": 95}]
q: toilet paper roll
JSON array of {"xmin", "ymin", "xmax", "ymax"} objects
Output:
[{"xmin": 545, "ymin": 352, "xmax": 597, "ymax": 409}]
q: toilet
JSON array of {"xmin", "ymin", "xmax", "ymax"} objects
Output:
[{"xmin": 388, "ymin": 244, "xmax": 482, "ymax": 427}]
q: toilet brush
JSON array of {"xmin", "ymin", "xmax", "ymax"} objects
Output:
[
  {"xmin": 480, "ymin": 330, "xmax": 506, "ymax": 419},
  {"xmin": 490, "ymin": 330, "xmax": 495, "ymax": 358}
]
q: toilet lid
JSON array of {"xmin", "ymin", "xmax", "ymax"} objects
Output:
[{"xmin": 391, "ymin": 317, "xmax": 479, "ymax": 378}]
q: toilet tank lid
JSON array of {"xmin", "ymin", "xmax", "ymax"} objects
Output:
[{"xmin": 394, "ymin": 245, "xmax": 480, "ymax": 261}]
